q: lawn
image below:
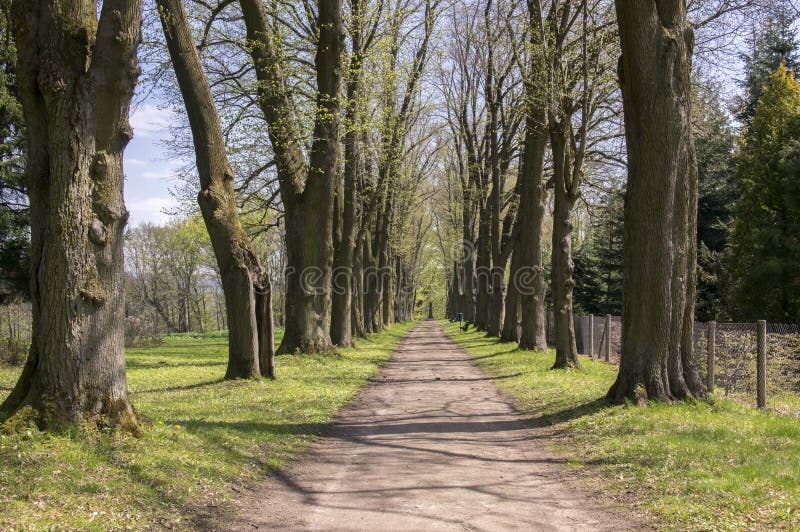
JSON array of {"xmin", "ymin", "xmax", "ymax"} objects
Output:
[
  {"xmin": 443, "ymin": 321, "xmax": 800, "ymax": 531},
  {"xmin": 0, "ymin": 323, "xmax": 414, "ymax": 530}
]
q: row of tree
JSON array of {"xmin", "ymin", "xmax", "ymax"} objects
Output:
[
  {"xmin": 0, "ymin": 0, "xmax": 441, "ymax": 429},
  {"xmin": 572, "ymin": 10, "xmax": 800, "ymax": 324},
  {"xmin": 439, "ymin": 0, "xmax": 799, "ymax": 402},
  {"xmin": 1, "ymin": 0, "xmax": 798, "ymax": 430}
]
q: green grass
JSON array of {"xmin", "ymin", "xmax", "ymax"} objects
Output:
[
  {"xmin": 0, "ymin": 323, "xmax": 414, "ymax": 530},
  {"xmin": 443, "ymin": 321, "xmax": 800, "ymax": 531}
]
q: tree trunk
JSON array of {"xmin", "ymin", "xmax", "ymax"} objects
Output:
[
  {"xmin": 158, "ymin": 0, "xmax": 268, "ymax": 379},
  {"xmin": 362, "ymin": 235, "xmax": 383, "ymax": 333},
  {"xmin": 1, "ymin": 0, "xmax": 142, "ymax": 430},
  {"xmin": 240, "ymin": 0, "xmax": 345, "ymax": 355},
  {"xmin": 515, "ymin": 2, "xmax": 550, "ymax": 351},
  {"xmin": 550, "ymin": 121, "xmax": 580, "ymax": 369},
  {"xmin": 256, "ymin": 272, "xmax": 275, "ymax": 379},
  {"xmin": 485, "ymin": 16, "xmax": 504, "ymax": 338},
  {"xmin": 351, "ymin": 231, "xmax": 366, "ymax": 338},
  {"xmin": 178, "ymin": 297, "xmax": 190, "ymax": 333},
  {"xmin": 474, "ymin": 210, "xmax": 491, "ymax": 330},
  {"xmin": 500, "ymin": 249, "xmax": 521, "ymax": 342},
  {"xmin": 461, "ymin": 237, "xmax": 476, "ymax": 322},
  {"xmin": 608, "ymin": 0, "xmax": 705, "ymax": 403},
  {"xmin": 330, "ymin": 0, "xmax": 365, "ymax": 347},
  {"xmin": 517, "ymin": 122, "xmax": 549, "ymax": 352}
]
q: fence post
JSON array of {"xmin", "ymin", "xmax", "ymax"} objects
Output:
[
  {"xmin": 757, "ymin": 320, "xmax": 767, "ymax": 409},
  {"xmin": 588, "ymin": 315, "xmax": 594, "ymax": 358},
  {"xmin": 605, "ymin": 314, "xmax": 611, "ymax": 362},
  {"xmin": 706, "ymin": 321, "xmax": 716, "ymax": 393}
]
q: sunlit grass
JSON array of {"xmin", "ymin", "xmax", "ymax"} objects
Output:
[
  {"xmin": 0, "ymin": 323, "xmax": 414, "ymax": 530},
  {"xmin": 443, "ymin": 321, "xmax": 800, "ymax": 531}
]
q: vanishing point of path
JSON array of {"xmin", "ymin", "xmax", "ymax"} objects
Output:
[{"xmin": 230, "ymin": 321, "xmax": 637, "ymax": 531}]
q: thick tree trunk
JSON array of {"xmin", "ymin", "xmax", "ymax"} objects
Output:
[
  {"xmin": 158, "ymin": 0, "xmax": 269, "ymax": 379},
  {"xmin": 474, "ymin": 212, "xmax": 491, "ymax": 330},
  {"xmin": 461, "ymin": 237, "xmax": 476, "ymax": 322},
  {"xmin": 1, "ymin": 0, "xmax": 142, "ymax": 430},
  {"xmin": 351, "ymin": 232, "xmax": 367, "ymax": 338},
  {"xmin": 550, "ymin": 122, "xmax": 580, "ymax": 369},
  {"xmin": 485, "ymin": 23, "xmax": 505, "ymax": 338},
  {"xmin": 500, "ymin": 249, "xmax": 521, "ymax": 342},
  {"xmin": 330, "ymin": 0, "xmax": 365, "ymax": 347},
  {"xmin": 608, "ymin": 0, "xmax": 705, "ymax": 403},
  {"xmin": 330, "ymin": 166, "xmax": 355, "ymax": 346},
  {"xmin": 517, "ymin": 123, "xmax": 549, "ymax": 352},
  {"xmin": 362, "ymin": 235, "xmax": 383, "ymax": 333},
  {"xmin": 448, "ymin": 261, "xmax": 462, "ymax": 320},
  {"xmin": 256, "ymin": 273, "xmax": 275, "ymax": 379},
  {"xmin": 240, "ymin": 0, "xmax": 345, "ymax": 355},
  {"xmin": 382, "ymin": 258, "xmax": 395, "ymax": 325}
]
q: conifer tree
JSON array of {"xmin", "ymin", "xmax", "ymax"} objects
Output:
[{"xmin": 730, "ymin": 64, "xmax": 800, "ymax": 322}]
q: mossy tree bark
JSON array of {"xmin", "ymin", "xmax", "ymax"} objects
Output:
[
  {"xmin": 608, "ymin": 0, "xmax": 705, "ymax": 403},
  {"xmin": 0, "ymin": 0, "xmax": 142, "ymax": 430},
  {"xmin": 157, "ymin": 0, "xmax": 273, "ymax": 379},
  {"xmin": 240, "ymin": 0, "xmax": 345, "ymax": 354}
]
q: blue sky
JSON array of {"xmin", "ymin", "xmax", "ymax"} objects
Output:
[{"xmin": 125, "ymin": 102, "xmax": 186, "ymax": 226}]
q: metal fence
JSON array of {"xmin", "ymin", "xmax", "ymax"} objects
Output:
[{"xmin": 547, "ymin": 312, "xmax": 800, "ymax": 413}]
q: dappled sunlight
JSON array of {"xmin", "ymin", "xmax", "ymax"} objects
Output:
[
  {"xmin": 0, "ymin": 324, "xmax": 414, "ymax": 530},
  {"xmin": 445, "ymin": 320, "xmax": 800, "ymax": 530}
]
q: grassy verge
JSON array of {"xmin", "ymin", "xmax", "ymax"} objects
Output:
[
  {"xmin": 0, "ymin": 322, "xmax": 414, "ymax": 530},
  {"xmin": 443, "ymin": 321, "xmax": 800, "ymax": 531}
]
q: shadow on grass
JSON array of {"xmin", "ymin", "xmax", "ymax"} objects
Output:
[
  {"xmin": 532, "ymin": 397, "xmax": 612, "ymax": 427},
  {"xmin": 471, "ymin": 348, "xmax": 521, "ymax": 361},
  {"xmin": 126, "ymin": 360, "xmax": 226, "ymax": 369},
  {"xmin": 170, "ymin": 418, "xmax": 324, "ymax": 438},
  {"xmin": 134, "ymin": 378, "xmax": 226, "ymax": 395}
]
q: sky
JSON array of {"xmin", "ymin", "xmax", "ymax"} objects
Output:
[{"xmin": 124, "ymin": 102, "xmax": 186, "ymax": 227}]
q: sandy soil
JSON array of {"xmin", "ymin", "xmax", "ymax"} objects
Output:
[{"xmin": 228, "ymin": 321, "xmax": 639, "ymax": 531}]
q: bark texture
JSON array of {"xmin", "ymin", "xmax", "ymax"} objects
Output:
[
  {"xmin": 240, "ymin": 0, "xmax": 345, "ymax": 354},
  {"xmin": 330, "ymin": 0, "xmax": 366, "ymax": 347},
  {"xmin": 515, "ymin": 122, "xmax": 549, "ymax": 352},
  {"xmin": 515, "ymin": 2, "xmax": 550, "ymax": 351},
  {"xmin": 1, "ymin": 0, "xmax": 142, "ymax": 430},
  {"xmin": 157, "ymin": 0, "xmax": 273, "ymax": 380},
  {"xmin": 608, "ymin": 0, "xmax": 705, "ymax": 403},
  {"xmin": 549, "ymin": 119, "xmax": 580, "ymax": 369}
]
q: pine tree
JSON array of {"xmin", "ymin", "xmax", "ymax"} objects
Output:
[
  {"xmin": 0, "ymin": 8, "xmax": 28, "ymax": 302},
  {"xmin": 694, "ymin": 84, "xmax": 736, "ymax": 321},
  {"xmin": 730, "ymin": 64, "xmax": 800, "ymax": 322},
  {"xmin": 573, "ymin": 188, "xmax": 623, "ymax": 316},
  {"xmin": 738, "ymin": 7, "xmax": 799, "ymax": 123}
]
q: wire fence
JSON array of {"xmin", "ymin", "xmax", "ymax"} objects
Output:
[{"xmin": 547, "ymin": 312, "xmax": 800, "ymax": 415}]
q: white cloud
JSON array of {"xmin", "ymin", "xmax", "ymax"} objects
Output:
[
  {"xmin": 130, "ymin": 104, "xmax": 174, "ymax": 138},
  {"xmin": 126, "ymin": 196, "xmax": 179, "ymax": 226},
  {"xmin": 126, "ymin": 157, "xmax": 147, "ymax": 166},
  {"xmin": 141, "ymin": 170, "xmax": 173, "ymax": 180}
]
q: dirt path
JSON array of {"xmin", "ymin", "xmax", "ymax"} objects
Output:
[{"xmin": 229, "ymin": 321, "xmax": 636, "ymax": 531}]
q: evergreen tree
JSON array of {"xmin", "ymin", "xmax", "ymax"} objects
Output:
[
  {"xmin": 0, "ymin": 8, "xmax": 27, "ymax": 302},
  {"xmin": 738, "ymin": 7, "xmax": 799, "ymax": 123},
  {"xmin": 729, "ymin": 64, "xmax": 800, "ymax": 322},
  {"xmin": 694, "ymin": 84, "xmax": 737, "ymax": 321},
  {"xmin": 573, "ymin": 188, "xmax": 624, "ymax": 316}
]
